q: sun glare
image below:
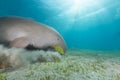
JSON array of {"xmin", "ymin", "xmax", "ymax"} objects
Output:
[{"xmin": 37, "ymin": 0, "xmax": 109, "ymax": 29}]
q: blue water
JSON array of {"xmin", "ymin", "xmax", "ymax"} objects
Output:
[{"xmin": 0, "ymin": 0, "xmax": 120, "ymax": 51}]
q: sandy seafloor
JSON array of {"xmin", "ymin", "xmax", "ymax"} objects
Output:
[{"xmin": 0, "ymin": 47, "xmax": 120, "ymax": 80}]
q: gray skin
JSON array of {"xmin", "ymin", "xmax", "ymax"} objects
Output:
[{"xmin": 0, "ymin": 16, "xmax": 66, "ymax": 53}]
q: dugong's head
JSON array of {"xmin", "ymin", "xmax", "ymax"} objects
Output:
[
  {"xmin": 37, "ymin": 26, "xmax": 67, "ymax": 55},
  {"xmin": 50, "ymin": 30, "xmax": 66, "ymax": 54},
  {"xmin": 26, "ymin": 27, "xmax": 67, "ymax": 54}
]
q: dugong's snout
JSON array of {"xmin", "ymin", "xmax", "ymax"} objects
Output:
[{"xmin": 50, "ymin": 36, "xmax": 67, "ymax": 55}]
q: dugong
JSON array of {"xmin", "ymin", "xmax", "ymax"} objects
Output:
[{"xmin": 0, "ymin": 16, "xmax": 66, "ymax": 54}]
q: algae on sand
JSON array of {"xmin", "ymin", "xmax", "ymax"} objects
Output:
[{"xmin": 0, "ymin": 49, "xmax": 120, "ymax": 80}]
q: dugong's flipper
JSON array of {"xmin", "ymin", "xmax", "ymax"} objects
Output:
[{"xmin": 9, "ymin": 37, "xmax": 29, "ymax": 48}]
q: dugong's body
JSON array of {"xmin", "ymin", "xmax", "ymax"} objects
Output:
[{"xmin": 0, "ymin": 16, "xmax": 66, "ymax": 54}]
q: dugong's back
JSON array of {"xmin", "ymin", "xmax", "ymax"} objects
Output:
[{"xmin": 0, "ymin": 17, "xmax": 56, "ymax": 41}]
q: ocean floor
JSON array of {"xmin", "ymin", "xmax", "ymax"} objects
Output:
[{"xmin": 0, "ymin": 48, "xmax": 120, "ymax": 80}]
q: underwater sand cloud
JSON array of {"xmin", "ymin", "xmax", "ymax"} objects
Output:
[{"xmin": 0, "ymin": 45, "xmax": 61, "ymax": 71}]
